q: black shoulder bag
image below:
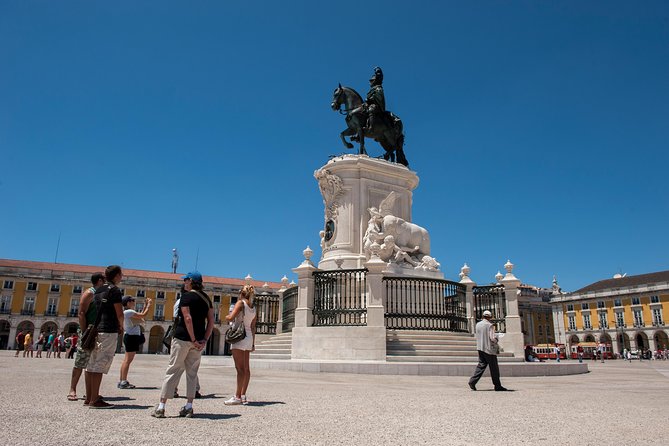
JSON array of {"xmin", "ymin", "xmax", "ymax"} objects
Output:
[{"xmin": 80, "ymin": 287, "xmax": 110, "ymax": 351}]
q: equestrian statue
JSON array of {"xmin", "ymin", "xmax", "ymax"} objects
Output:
[{"xmin": 331, "ymin": 67, "xmax": 409, "ymax": 167}]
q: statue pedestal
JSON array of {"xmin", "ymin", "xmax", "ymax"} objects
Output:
[
  {"xmin": 315, "ymin": 154, "xmax": 419, "ymax": 271},
  {"xmin": 383, "ymin": 263, "xmax": 444, "ymax": 280}
]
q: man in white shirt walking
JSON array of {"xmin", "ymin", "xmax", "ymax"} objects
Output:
[{"xmin": 468, "ymin": 310, "xmax": 508, "ymax": 391}]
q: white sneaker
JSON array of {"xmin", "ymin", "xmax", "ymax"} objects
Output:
[
  {"xmin": 241, "ymin": 395, "xmax": 248, "ymax": 405},
  {"xmin": 224, "ymin": 396, "xmax": 242, "ymax": 406}
]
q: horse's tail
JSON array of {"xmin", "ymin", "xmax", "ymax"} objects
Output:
[{"xmin": 395, "ymin": 130, "xmax": 408, "ymax": 167}]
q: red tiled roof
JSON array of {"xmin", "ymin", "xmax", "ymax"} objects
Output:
[
  {"xmin": 573, "ymin": 270, "xmax": 669, "ymax": 294},
  {"xmin": 0, "ymin": 258, "xmax": 284, "ymax": 289}
]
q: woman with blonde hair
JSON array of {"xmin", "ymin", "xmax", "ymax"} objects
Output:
[{"xmin": 224, "ymin": 284, "xmax": 257, "ymax": 405}]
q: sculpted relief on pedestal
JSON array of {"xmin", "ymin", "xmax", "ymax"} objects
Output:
[{"xmin": 363, "ymin": 191, "xmax": 440, "ymax": 272}]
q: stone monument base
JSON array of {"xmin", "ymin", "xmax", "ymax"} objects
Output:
[
  {"xmin": 291, "ymin": 326, "xmax": 386, "ymax": 361},
  {"xmin": 383, "ymin": 263, "xmax": 445, "ymax": 280}
]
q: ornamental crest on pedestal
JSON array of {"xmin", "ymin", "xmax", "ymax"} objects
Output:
[{"xmin": 314, "ymin": 169, "xmax": 344, "ymax": 221}]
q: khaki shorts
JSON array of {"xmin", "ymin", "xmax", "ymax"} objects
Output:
[
  {"xmin": 85, "ymin": 332, "xmax": 118, "ymax": 374},
  {"xmin": 74, "ymin": 345, "xmax": 92, "ymax": 369}
]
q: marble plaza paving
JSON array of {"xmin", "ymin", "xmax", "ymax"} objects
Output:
[{"xmin": 1, "ymin": 351, "xmax": 668, "ymax": 446}]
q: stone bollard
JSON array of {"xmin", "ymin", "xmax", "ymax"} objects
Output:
[
  {"xmin": 499, "ymin": 260, "xmax": 524, "ymax": 356},
  {"xmin": 459, "ymin": 263, "xmax": 477, "ymax": 334}
]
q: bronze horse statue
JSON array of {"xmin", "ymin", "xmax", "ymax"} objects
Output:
[{"xmin": 331, "ymin": 84, "xmax": 409, "ymax": 166}]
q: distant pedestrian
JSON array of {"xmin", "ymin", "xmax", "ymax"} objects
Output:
[
  {"xmin": 15, "ymin": 330, "xmax": 24, "ymax": 357},
  {"xmin": 577, "ymin": 345, "xmax": 584, "ymax": 363},
  {"xmin": 53, "ymin": 335, "xmax": 61, "ymax": 359},
  {"xmin": 554, "ymin": 344, "xmax": 560, "ymax": 362},
  {"xmin": 46, "ymin": 332, "xmax": 55, "ymax": 358},
  {"xmin": 468, "ymin": 310, "xmax": 507, "ymax": 391},
  {"xmin": 67, "ymin": 333, "xmax": 78, "ymax": 359},
  {"xmin": 68, "ymin": 273, "xmax": 104, "ymax": 402},
  {"xmin": 151, "ymin": 271, "xmax": 213, "ymax": 418},
  {"xmin": 84, "ymin": 265, "xmax": 124, "ymax": 409},
  {"xmin": 118, "ymin": 296, "xmax": 152, "ymax": 389},
  {"xmin": 57, "ymin": 333, "xmax": 65, "ymax": 358},
  {"xmin": 36, "ymin": 332, "xmax": 45, "ymax": 358},
  {"xmin": 224, "ymin": 284, "xmax": 258, "ymax": 406},
  {"xmin": 598, "ymin": 344, "xmax": 605, "ymax": 363},
  {"xmin": 23, "ymin": 332, "xmax": 33, "ymax": 358}
]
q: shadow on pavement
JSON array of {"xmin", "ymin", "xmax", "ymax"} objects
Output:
[
  {"xmin": 174, "ymin": 393, "xmax": 221, "ymax": 399},
  {"xmin": 245, "ymin": 401, "xmax": 286, "ymax": 407},
  {"xmin": 101, "ymin": 396, "xmax": 134, "ymax": 401},
  {"xmin": 192, "ymin": 413, "xmax": 242, "ymax": 420},
  {"xmin": 129, "ymin": 386, "xmax": 159, "ymax": 390},
  {"xmin": 479, "ymin": 389, "xmax": 516, "ymax": 392},
  {"xmin": 110, "ymin": 404, "xmax": 153, "ymax": 410}
]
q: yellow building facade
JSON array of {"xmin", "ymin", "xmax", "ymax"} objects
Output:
[
  {"xmin": 0, "ymin": 259, "xmax": 285, "ymax": 355},
  {"xmin": 550, "ymin": 271, "xmax": 669, "ymax": 354},
  {"xmin": 519, "ymin": 284, "xmax": 555, "ymax": 346}
]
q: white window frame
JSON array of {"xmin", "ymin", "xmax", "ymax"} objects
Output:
[
  {"xmin": 0, "ymin": 295, "xmax": 11, "ymax": 312},
  {"xmin": 23, "ymin": 295, "xmax": 35, "ymax": 311},
  {"xmin": 3, "ymin": 280, "xmax": 14, "ymax": 289},
  {"xmin": 598, "ymin": 312, "xmax": 608, "ymax": 329},
  {"xmin": 615, "ymin": 312, "xmax": 625, "ymax": 328},
  {"xmin": 633, "ymin": 310, "xmax": 644, "ymax": 327},
  {"xmin": 568, "ymin": 315, "xmax": 576, "ymax": 331},
  {"xmin": 69, "ymin": 297, "xmax": 79, "ymax": 316},
  {"xmin": 652, "ymin": 308, "xmax": 663, "ymax": 325},
  {"xmin": 46, "ymin": 297, "xmax": 58, "ymax": 315},
  {"xmin": 583, "ymin": 314, "xmax": 592, "ymax": 330}
]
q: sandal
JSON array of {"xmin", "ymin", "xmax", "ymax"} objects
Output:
[{"xmin": 67, "ymin": 394, "xmax": 78, "ymax": 401}]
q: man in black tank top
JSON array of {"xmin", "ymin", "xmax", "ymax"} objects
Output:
[{"xmin": 152, "ymin": 271, "xmax": 214, "ymax": 418}]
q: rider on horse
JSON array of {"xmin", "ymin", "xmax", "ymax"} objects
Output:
[{"xmin": 351, "ymin": 66, "xmax": 386, "ymax": 136}]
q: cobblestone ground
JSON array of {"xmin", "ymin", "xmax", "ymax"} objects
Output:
[{"xmin": 1, "ymin": 351, "xmax": 667, "ymax": 446}]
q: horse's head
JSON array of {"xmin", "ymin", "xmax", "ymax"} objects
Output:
[{"xmin": 331, "ymin": 83, "xmax": 344, "ymax": 111}]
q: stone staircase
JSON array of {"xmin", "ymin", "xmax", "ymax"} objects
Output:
[
  {"xmin": 252, "ymin": 330, "xmax": 522, "ymax": 363},
  {"xmin": 386, "ymin": 330, "xmax": 521, "ymax": 362},
  {"xmin": 251, "ymin": 332, "xmax": 292, "ymax": 360}
]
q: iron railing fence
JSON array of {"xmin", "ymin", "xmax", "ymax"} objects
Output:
[
  {"xmin": 384, "ymin": 277, "xmax": 468, "ymax": 332},
  {"xmin": 313, "ymin": 269, "xmax": 367, "ymax": 326},
  {"xmin": 281, "ymin": 286, "xmax": 298, "ymax": 333},
  {"xmin": 473, "ymin": 284, "xmax": 507, "ymax": 333},
  {"xmin": 255, "ymin": 292, "xmax": 280, "ymax": 335}
]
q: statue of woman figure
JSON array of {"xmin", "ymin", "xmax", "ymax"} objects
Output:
[{"xmin": 362, "ymin": 212, "xmax": 385, "ymax": 259}]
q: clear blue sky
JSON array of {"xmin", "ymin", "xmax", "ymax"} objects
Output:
[{"xmin": 1, "ymin": 1, "xmax": 668, "ymax": 291}]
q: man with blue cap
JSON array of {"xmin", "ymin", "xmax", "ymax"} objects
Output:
[{"xmin": 152, "ymin": 271, "xmax": 214, "ymax": 418}]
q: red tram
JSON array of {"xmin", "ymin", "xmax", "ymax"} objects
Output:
[
  {"xmin": 570, "ymin": 342, "xmax": 613, "ymax": 359},
  {"xmin": 530, "ymin": 344, "xmax": 566, "ymax": 360}
]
